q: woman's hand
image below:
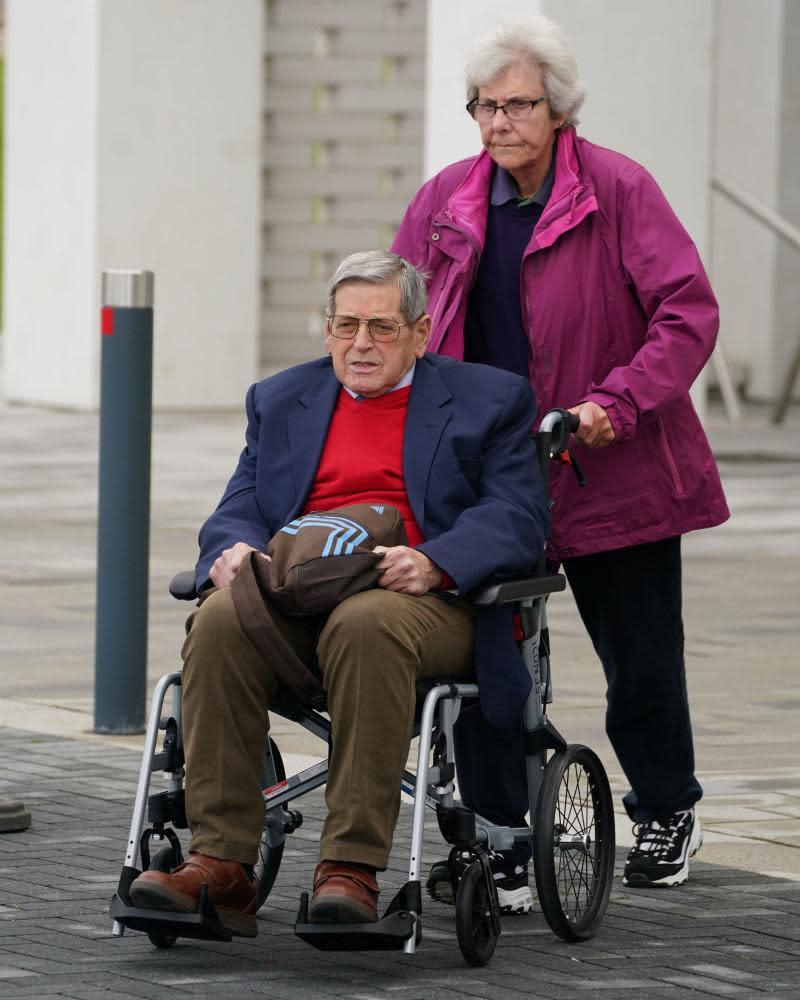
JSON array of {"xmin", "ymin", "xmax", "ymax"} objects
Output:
[{"xmin": 567, "ymin": 402, "xmax": 616, "ymax": 448}]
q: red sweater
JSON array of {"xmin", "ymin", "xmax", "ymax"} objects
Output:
[{"xmin": 303, "ymin": 386, "xmax": 424, "ymax": 546}]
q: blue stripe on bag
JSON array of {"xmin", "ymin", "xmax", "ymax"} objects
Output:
[{"xmin": 280, "ymin": 515, "xmax": 369, "ymax": 557}]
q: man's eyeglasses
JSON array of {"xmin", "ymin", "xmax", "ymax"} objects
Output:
[
  {"xmin": 327, "ymin": 315, "xmax": 415, "ymax": 343},
  {"xmin": 466, "ymin": 97, "xmax": 548, "ymax": 123}
]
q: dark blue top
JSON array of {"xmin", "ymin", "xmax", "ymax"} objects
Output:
[{"xmin": 464, "ymin": 160, "xmax": 554, "ymax": 378}]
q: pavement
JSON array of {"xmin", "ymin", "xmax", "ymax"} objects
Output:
[{"xmin": 1, "ymin": 394, "xmax": 799, "ymax": 997}]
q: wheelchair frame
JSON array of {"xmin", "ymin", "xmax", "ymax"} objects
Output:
[{"xmin": 109, "ymin": 409, "xmax": 616, "ymax": 966}]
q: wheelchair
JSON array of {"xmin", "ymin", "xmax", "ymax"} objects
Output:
[{"xmin": 109, "ymin": 408, "xmax": 615, "ymax": 967}]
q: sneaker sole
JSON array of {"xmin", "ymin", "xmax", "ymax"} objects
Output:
[
  {"xmin": 623, "ymin": 824, "xmax": 704, "ymax": 889},
  {"xmin": 427, "ymin": 881, "xmax": 533, "ymax": 914},
  {"xmin": 498, "ymin": 884, "xmax": 533, "ymax": 915}
]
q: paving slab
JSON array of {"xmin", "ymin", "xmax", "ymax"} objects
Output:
[{"xmin": 2, "ymin": 728, "xmax": 800, "ymax": 999}]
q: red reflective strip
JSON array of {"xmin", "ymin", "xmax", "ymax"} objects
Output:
[
  {"xmin": 101, "ymin": 307, "xmax": 114, "ymax": 336},
  {"xmin": 263, "ymin": 779, "xmax": 289, "ymax": 797}
]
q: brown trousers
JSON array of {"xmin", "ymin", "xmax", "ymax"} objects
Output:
[{"xmin": 181, "ymin": 585, "xmax": 474, "ymax": 869}]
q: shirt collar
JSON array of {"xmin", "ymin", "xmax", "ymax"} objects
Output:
[
  {"xmin": 490, "ymin": 149, "xmax": 556, "ymax": 208},
  {"xmin": 342, "ymin": 359, "xmax": 416, "ymax": 400}
]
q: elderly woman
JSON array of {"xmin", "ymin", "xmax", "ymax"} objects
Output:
[{"xmin": 392, "ymin": 14, "xmax": 729, "ymax": 904}]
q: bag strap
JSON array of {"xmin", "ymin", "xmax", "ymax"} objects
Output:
[{"xmin": 231, "ymin": 552, "xmax": 325, "ymax": 709}]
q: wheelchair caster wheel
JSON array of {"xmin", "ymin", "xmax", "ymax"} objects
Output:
[
  {"xmin": 145, "ymin": 845, "xmax": 181, "ymax": 949},
  {"xmin": 455, "ymin": 862, "xmax": 500, "ymax": 967},
  {"xmin": 534, "ymin": 744, "xmax": 615, "ymax": 942}
]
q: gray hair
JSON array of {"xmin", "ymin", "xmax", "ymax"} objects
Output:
[
  {"xmin": 326, "ymin": 250, "xmax": 428, "ymax": 323},
  {"xmin": 465, "ymin": 14, "xmax": 585, "ymax": 126}
]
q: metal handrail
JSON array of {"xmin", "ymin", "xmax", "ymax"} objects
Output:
[
  {"xmin": 712, "ymin": 175, "xmax": 800, "ymax": 252},
  {"xmin": 712, "ymin": 174, "xmax": 800, "ymax": 424}
]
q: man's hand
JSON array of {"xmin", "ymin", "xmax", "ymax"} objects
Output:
[
  {"xmin": 567, "ymin": 402, "xmax": 616, "ymax": 448},
  {"xmin": 373, "ymin": 545, "xmax": 443, "ymax": 596},
  {"xmin": 209, "ymin": 542, "xmax": 269, "ymax": 589}
]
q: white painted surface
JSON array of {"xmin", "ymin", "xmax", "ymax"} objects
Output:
[
  {"xmin": 3, "ymin": 0, "xmax": 263, "ymax": 409},
  {"xmin": 96, "ymin": 0, "xmax": 262, "ymax": 409},
  {"xmin": 711, "ymin": 0, "xmax": 784, "ymax": 400},
  {"xmin": 3, "ymin": 0, "xmax": 100, "ymax": 408}
]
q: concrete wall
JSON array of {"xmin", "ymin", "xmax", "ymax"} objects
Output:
[
  {"xmin": 710, "ymin": 0, "xmax": 784, "ymax": 400},
  {"xmin": 3, "ymin": 0, "xmax": 99, "ymax": 408},
  {"xmin": 3, "ymin": 0, "xmax": 263, "ymax": 409},
  {"xmin": 775, "ymin": 1, "xmax": 800, "ymax": 400}
]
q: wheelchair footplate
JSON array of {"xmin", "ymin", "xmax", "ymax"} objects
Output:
[
  {"xmin": 294, "ymin": 880, "xmax": 422, "ymax": 951},
  {"xmin": 110, "ymin": 865, "xmax": 235, "ymax": 943}
]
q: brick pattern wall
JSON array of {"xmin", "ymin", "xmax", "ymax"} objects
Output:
[{"xmin": 261, "ymin": 0, "xmax": 426, "ymax": 374}]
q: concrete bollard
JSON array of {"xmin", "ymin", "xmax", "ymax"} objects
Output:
[{"xmin": 94, "ymin": 270, "xmax": 154, "ymax": 734}]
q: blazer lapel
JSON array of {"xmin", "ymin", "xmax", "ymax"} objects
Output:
[
  {"xmin": 286, "ymin": 369, "xmax": 340, "ymax": 519},
  {"xmin": 403, "ymin": 358, "xmax": 453, "ymax": 531}
]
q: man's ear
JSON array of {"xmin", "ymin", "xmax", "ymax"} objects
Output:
[{"xmin": 414, "ymin": 314, "xmax": 431, "ymax": 357}]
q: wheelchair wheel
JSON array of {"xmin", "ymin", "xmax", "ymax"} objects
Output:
[
  {"xmin": 533, "ymin": 744, "xmax": 614, "ymax": 942},
  {"xmin": 455, "ymin": 862, "xmax": 500, "ymax": 967},
  {"xmin": 255, "ymin": 736, "xmax": 286, "ymax": 909},
  {"xmin": 146, "ymin": 844, "xmax": 181, "ymax": 949}
]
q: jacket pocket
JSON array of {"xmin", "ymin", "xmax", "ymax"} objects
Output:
[{"xmin": 654, "ymin": 418, "xmax": 685, "ymax": 496}]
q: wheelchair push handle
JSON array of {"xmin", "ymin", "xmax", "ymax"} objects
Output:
[
  {"xmin": 536, "ymin": 408, "xmax": 587, "ymax": 490},
  {"xmin": 539, "ymin": 408, "xmax": 580, "ymax": 456}
]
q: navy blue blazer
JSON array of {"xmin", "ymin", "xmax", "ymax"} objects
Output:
[{"xmin": 196, "ymin": 353, "xmax": 550, "ymax": 727}]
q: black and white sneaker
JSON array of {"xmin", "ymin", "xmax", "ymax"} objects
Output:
[
  {"xmin": 426, "ymin": 852, "xmax": 533, "ymax": 914},
  {"xmin": 623, "ymin": 808, "xmax": 703, "ymax": 887}
]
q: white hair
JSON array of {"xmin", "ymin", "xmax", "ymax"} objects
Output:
[
  {"xmin": 465, "ymin": 14, "xmax": 586, "ymax": 126},
  {"xmin": 326, "ymin": 251, "xmax": 428, "ymax": 323}
]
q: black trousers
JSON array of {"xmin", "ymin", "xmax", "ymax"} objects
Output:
[{"xmin": 455, "ymin": 537, "xmax": 702, "ymax": 853}]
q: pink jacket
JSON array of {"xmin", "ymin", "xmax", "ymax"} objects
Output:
[{"xmin": 392, "ymin": 127, "xmax": 729, "ymax": 559}]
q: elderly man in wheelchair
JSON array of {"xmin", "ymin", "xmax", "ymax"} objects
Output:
[{"xmin": 126, "ymin": 250, "xmax": 551, "ymax": 940}]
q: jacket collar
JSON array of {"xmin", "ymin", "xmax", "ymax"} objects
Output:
[
  {"xmin": 532, "ymin": 127, "xmax": 598, "ymax": 250},
  {"xmin": 437, "ymin": 128, "xmax": 598, "ymax": 253},
  {"xmin": 437, "ymin": 152, "xmax": 495, "ymax": 253},
  {"xmin": 286, "ymin": 362, "xmax": 340, "ymax": 516}
]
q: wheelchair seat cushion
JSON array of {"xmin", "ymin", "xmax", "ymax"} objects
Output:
[{"xmin": 259, "ymin": 503, "xmax": 408, "ymax": 615}]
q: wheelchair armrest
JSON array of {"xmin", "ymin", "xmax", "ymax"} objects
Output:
[
  {"xmin": 472, "ymin": 573, "xmax": 566, "ymax": 605},
  {"xmin": 169, "ymin": 570, "xmax": 198, "ymax": 602}
]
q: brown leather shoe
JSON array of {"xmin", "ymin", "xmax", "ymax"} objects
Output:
[
  {"xmin": 129, "ymin": 851, "xmax": 258, "ymax": 938},
  {"xmin": 308, "ymin": 861, "xmax": 379, "ymax": 924}
]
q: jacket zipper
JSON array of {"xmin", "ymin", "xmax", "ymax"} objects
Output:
[{"xmin": 429, "ymin": 217, "xmax": 481, "ymax": 343}]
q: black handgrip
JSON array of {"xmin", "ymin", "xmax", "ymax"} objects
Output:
[
  {"xmin": 543, "ymin": 408, "xmax": 579, "ymax": 455},
  {"xmin": 169, "ymin": 570, "xmax": 198, "ymax": 601}
]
